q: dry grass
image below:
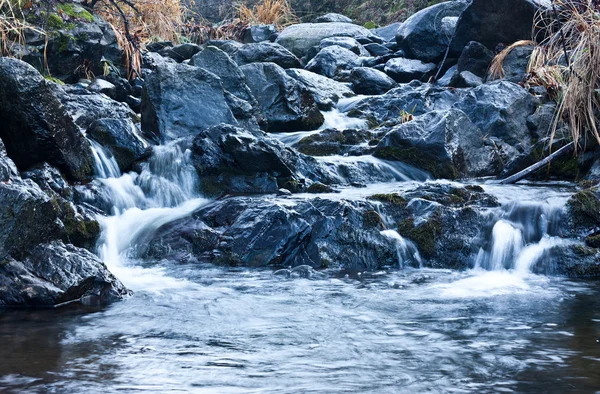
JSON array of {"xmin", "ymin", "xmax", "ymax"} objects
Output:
[
  {"xmin": 489, "ymin": 40, "xmax": 536, "ymax": 79},
  {"xmin": 0, "ymin": 0, "xmax": 42, "ymax": 57},
  {"xmin": 510, "ymin": 0, "xmax": 600, "ymax": 153},
  {"xmin": 237, "ymin": 0, "xmax": 298, "ymax": 29}
]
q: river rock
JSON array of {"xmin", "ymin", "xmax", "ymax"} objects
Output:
[
  {"xmin": 449, "ymin": 71, "xmax": 484, "ymax": 88},
  {"xmin": 450, "ymin": 0, "xmax": 551, "ymax": 55},
  {"xmin": 384, "ymin": 58, "xmax": 437, "ymax": 83},
  {"xmin": 191, "ymin": 124, "xmax": 331, "ymax": 195},
  {"xmin": 87, "ymin": 118, "xmax": 151, "ymax": 172},
  {"xmin": 396, "ymin": 0, "xmax": 469, "ymax": 63},
  {"xmin": 489, "ymin": 45, "xmax": 534, "ymax": 83},
  {"xmin": 350, "ymin": 67, "xmax": 397, "ymax": 95},
  {"xmin": 315, "ymin": 13, "xmax": 353, "ymax": 23},
  {"xmin": 141, "ymin": 62, "xmax": 237, "ymax": 142},
  {"xmin": 456, "ymin": 41, "xmax": 495, "ymax": 78},
  {"xmin": 375, "ymin": 109, "xmax": 501, "ymax": 178},
  {"xmin": 294, "ymin": 128, "xmax": 377, "ymax": 156},
  {"xmin": 234, "ymin": 42, "xmax": 302, "ymax": 69},
  {"xmin": 0, "ymin": 58, "xmax": 94, "ymax": 182},
  {"xmin": 286, "ymin": 68, "xmax": 355, "ymax": 110},
  {"xmin": 276, "ymin": 22, "xmax": 375, "ymax": 58},
  {"xmin": 373, "ymin": 22, "xmax": 402, "ymax": 42},
  {"xmin": 242, "ymin": 24, "xmax": 279, "ymax": 43},
  {"xmin": 0, "ymin": 241, "xmax": 129, "ymax": 307},
  {"xmin": 241, "ymin": 62, "xmax": 324, "ymax": 132},
  {"xmin": 158, "ymin": 43, "xmax": 202, "ymax": 62},
  {"xmin": 305, "ymin": 45, "xmax": 361, "ymax": 79},
  {"xmin": 363, "ymin": 43, "xmax": 392, "ymax": 57},
  {"xmin": 320, "ymin": 37, "xmax": 363, "ymax": 55}
]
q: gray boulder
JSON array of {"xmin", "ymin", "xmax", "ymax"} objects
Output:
[
  {"xmin": 242, "ymin": 24, "xmax": 278, "ymax": 43},
  {"xmin": 350, "ymin": 67, "xmax": 397, "ymax": 95},
  {"xmin": 241, "ymin": 62, "xmax": 324, "ymax": 132},
  {"xmin": 363, "ymin": 43, "xmax": 392, "ymax": 57},
  {"xmin": 141, "ymin": 62, "xmax": 237, "ymax": 142},
  {"xmin": 305, "ymin": 45, "xmax": 361, "ymax": 79},
  {"xmin": 286, "ymin": 68, "xmax": 355, "ymax": 110},
  {"xmin": 374, "ymin": 109, "xmax": 501, "ymax": 179},
  {"xmin": 315, "ymin": 13, "xmax": 353, "ymax": 23},
  {"xmin": 373, "ymin": 22, "xmax": 402, "ymax": 42},
  {"xmin": 456, "ymin": 41, "xmax": 495, "ymax": 78},
  {"xmin": 234, "ymin": 42, "xmax": 302, "ymax": 69},
  {"xmin": 320, "ymin": 36, "xmax": 363, "ymax": 55},
  {"xmin": 86, "ymin": 118, "xmax": 151, "ymax": 172},
  {"xmin": 191, "ymin": 124, "xmax": 331, "ymax": 195},
  {"xmin": 450, "ymin": 71, "xmax": 484, "ymax": 88},
  {"xmin": 396, "ymin": 0, "xmax": 469, "ymax": 63},
  {"xmin": 384, "ymin": 58, "xmax": 437, "ymax": 83},
  {"xmin": 158, "ymin": 43, "xmax": 202, "ymax": 62},
  {"xmin": 0, "ymin": 58, "xmax": 94, "ymax": 182},
  {"xmin": 276, "ymin": 22, "xmax": 375, "ymax": 58}
]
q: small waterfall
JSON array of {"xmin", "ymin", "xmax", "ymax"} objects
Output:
[
  {"xmin": 317, "ymin": 155, "xmax": 430, "ymax": 184},
  {"xmin": 381, "ymin": 230, "xmax": 422, "ymax": 268},
  {"xmin": 486, "ymin": 220, "xmax": 524, "ymax": 271},
  {"xmin": 89, "ymin": 139, "xmax": 120, "ymax": 179}
]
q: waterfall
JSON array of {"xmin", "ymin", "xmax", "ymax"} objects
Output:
[
  {"xmin": 380, "ymin": 230, "xmax": 422, "ymax": 268},
  {"xmin": 89, "ymin": 139, "xmax": 120, "ymax": 179}
]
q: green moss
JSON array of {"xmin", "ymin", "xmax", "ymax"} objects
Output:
[
  {"xmin": 363, "ymin": 210, "xmax": 386, "ymax": 230},
  {"xmin": 368, "ymin": 193, "xmax": 407, "ymax": 207},
  {"xmin": 47, "ymin": 13, "xmax": 64, "ymax": 30},
  {"xmin": 585, "ymin": 234, "xmax": 600, "ymax": 249},
  {"xmin": 397, "ymin": 213, "xmax": 442, "ymax": 259},
  {"xmin": 306, "ymin": 182, "xmax": 334, "ymax": 193},
  {"xmin": 567, "ymin": 188, "xmax": 600, "ymax": 229},
  {"xmin": 374, "ymin": 146, "xmax": 459, "ymax": 179},
  {"xmin": 363, "ymin": 21, "xmax": 377, "ymax": 29},
  {"xmin": 320, "ymin": 258, "xmax": 330, "ymax": 269},
  {"xmin": 572, "ymin": 244, "xmax": 598, "ymax": 257},
  {"xmin": 57, "ymin": 3, "xmax": 95, "ymax": 23},
  {"xmin": 56, "ymin": 34, "xmax": 72, "ymax": 53},
  {"xmin": 44, "ymin": 75, "xmax": 65, "ymax": 85}
]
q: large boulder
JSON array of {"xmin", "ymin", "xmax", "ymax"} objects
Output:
[
  {"xmin": 241, "ymin": 62, "xmax": 324, "ymax": 132},
  {"xmin": 396, "ymin": 0, "xmax": 469, "ymax": 63},
  {"xmin": 233, "ymin": 42, "xmax": 302, "ymax": 69},
  {"xmin": 86, "ymin": 118, "xmax": 151, "ymax": 172},
  {"xmin": 276, "ymin": 22, "xmax": 375, "ymax": 58},
  {"xmin": 374, "ymin": 109, "xmax": 501, "ymax": 178},
  {"xmin": 0, "ymin": 241, "xmax": 129, "ymax": 307},
  {"xmin": 191, "ymin": 124, "xmax": 331, "ymax": 195},
  {"xmin": 0, "ymin": 58, "xmax": 94, "ymax": 182},
  {"xmin": 350, "ymin": 67, "xmax": 397, "ymax": 95},
  {"xmin": 305, "ymin": 45, "xmax": 361, "ymax": 79},
  {"xmin": 456, "ymin": 41, "xmax": 495, "ymax": 78},
  {"xmin": 141, "ymin": 62, "xmax": 237, "ymax": 142},
  {"xmin": 454, "ymin": 80, "xmax": 539, "ymax": 159},
  {"xmin": 286, "ymin": 68, "xmax": 355, "ymax": 110},
  {"xmin": 373, "ymin": 22, "xmax": 402, "ymax": 42},
  {"xmin": 450, "ymin": 0, "xmax": 551, "ymax": 55},
  {"xmin": 384, "ymin": 58, "xmax": 437, "ymax": 83}
]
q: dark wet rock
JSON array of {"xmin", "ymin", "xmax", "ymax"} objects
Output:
[
  {"xmin": 320, "ymin": 37, "xmax": 363, "ymax": 55},
  {"xmin": 158, "ymin": 43, "xmax": 202, "ymax": 62},
  {"xmin": 88, "ymin": 78, "xmax": 117, "ymax": 99},
  {"xmin": 454, "ymin": 80, "xmax": 539, "ymax": 159},
  {"xmin": 141, "ymin": 62, "xmax": 237, "ymax": 142},
  {"xmin": 384, "ymin": 58, "xmax": 437, "ymax": 83},
  {"xmin": 566, "ymin": 188, "xmax": 600, "ymax": 233},
  {"xmin": 437, "ymin": 65, "xmax": 457, "ymax": 86},
  {"xmin": 242, "ymin": 24, "xmax": 279, "ymax": 43},
  {"xmin": 126, "ymin": 95, "xmax": 142, "ymax": 113},
  {"xmin": 146, "ymin": 41, "xmax": 173, "ymax": 52},
  {"xmin": 0, "ymin": 241, "xmax": 129, "ymax": 307},
  {"xmin": 345, "ymin": 81, "xmax": 462, "ymax": 128},
  {"xmin": 276, "ymin": 22, "xmax": 375, "ymax": 58},
  {"xmin": 543, "ymin": 244, "xmax": 600, "ymax": 277},
  {"xmin": 456, "ymin": 41, "xmax": 495, "ymax": 78},
  {"xmin": 294, "ymin": 128, "xmax": 376, "ymax": 156},
  {"xmin": 87, "ymin": 118, "xmax": 151, "ymax": 171},
  {"xmin": 191, "ymin": 46, "xmax": 258, "ymax": 108},
  {"xmin": 241, "ymin": 62, "xmax": 324, "ymax": 132},
  {"xmin": 21, "ymin": 163, "xmax": 72, "ymax": 200},
  {"xmin": 305, "ymin": 46, "xmax": 361, "ymax": 79},
  {"xmin": 191, "ymin": 124, "xmax": 331, "ymax": 195},
  {"xmin": 306, "ymin": 182, "xmax": 335, "ymax": 193},
  {"xmin": 22, "ymin": 12, "xmax": 121, "ymax": 82},
  {"xmin": 0, "ymin": 58, "xmax": 94, "ymax": 182},
  {"xmin": 286, "ymin": 68, "xmax": 355, "ymax": 110},
  {"xmin": 350, "ymin": 67, "xmax": 397, "ymax": 95},
  {"xmin": 373, "ymin": 22, "xmax": 401, "ymax": 42},
  {"xmin": 449, "ymin": 71, "xmax": 483, "ymax": 88},
  {"xmin": 396, "ymin": 0, "xmax": 469, "ymax": 63},
  {"xmin": 143, "ymin": 196, "xmax": 400, "ymax": 271},
  {"xmin": 450, "ymin": 0, "xmax": 551, "ymax": 55},
  {"xmin": 375, "ymin": 109, "xmax": 501, "ymax": 178},
  {"xmin": 58, "ymin": 85, "xmax": 138, "ymax": 130},
  {"xmin": 234, "ymin": 42, "xmax": 302, "ymax": 69},
  {"xmin": 0, "ymin": 138, "xmax": 17, "ymax": 183},
  {"xmin": 206, "ymin": 40, "xmax": 245, "ymax": 56},
  {"xmin": 488, "ymin": 45, "xmax": 534, "ymax": 84},
  {"xmin": 315, "ymin": 13, "xmax": 353, "ymax": 23},
  {"xmin": 363, "ymin": 43, "xmax": 392, "ymax": 57}
]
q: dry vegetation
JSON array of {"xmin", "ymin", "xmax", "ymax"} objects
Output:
[
  {"xmin": 237, "ymin": 0, "xmax": 298, "ymax": 29},
  {"xmin": 492, "ymin": 0, "xmax": 600, "ymax": 153},
  {"xmin": 0, "ymin": 0, "xmax": 42, "ymax": 56}
]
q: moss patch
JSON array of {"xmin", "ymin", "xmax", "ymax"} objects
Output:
[
  {"xmin": 57, "ymin": 3, "xmax": 95, "ymax": 23},
  {"xmin": 375, "ymin": 146, "xmax": 458, "ymax": 179},
  {"xmin": 368, "ymin": 193, "xmax": 407, "ymax": 207},
  {"xmin": 397, "ymin": 213, "xmax": 442, "ymax": 259},
  {"xmin": 363, "ymin": 210, "xmax": 386, "ymax": 230},
  {"xmin": 307, "ymin": 182, "xmax": 334, "ymax": 193},
  {"xmin": 567, "ymin": 188, "xmax": 600, "ymax": 229},
  {"xmin": 586, "ymin": 233, "xmax": 600, "ymax": 249}
]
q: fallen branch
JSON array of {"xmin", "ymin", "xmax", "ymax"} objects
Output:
[{"xmin": 498, "ymin": 141, "xmax": 575, "ymax": 184}]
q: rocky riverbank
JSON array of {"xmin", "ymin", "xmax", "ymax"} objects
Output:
[{"xmin": 0, "ymin": 0, "xmax": 599, "ymax": 307}]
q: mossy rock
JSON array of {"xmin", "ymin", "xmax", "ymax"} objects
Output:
[
  {"xmin": 567, "ymin": 188, "xmax": 600, "ymax": 229},
  {"xmin": 367, "ymin": 193, "xmax": 408, "ymax": 207},
  {"xmin": 57, "ymin": 3, "xmax": 95, "ymax": 23},
  {"xmin": 307, "ymin": 182, "xmax": 334, "ymax": 193},
  {"xmin": 397, "ymin": 213, "xmax": 442, "ymax": 259},
  {"xmin": 374, "ymin": 146, "xmax": 459, "ymax": 179},
  {"xmin": 586, "ymin": 233, "xmax": 600, "ymax": 249},
  {"xmin": 362, "ymin": 210, "xmax": 386, "ymax": 230}
]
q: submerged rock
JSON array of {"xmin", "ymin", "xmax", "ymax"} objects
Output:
[{"xmin": 0, "ymin": 58, "xmax": 94, "ymax": 182}]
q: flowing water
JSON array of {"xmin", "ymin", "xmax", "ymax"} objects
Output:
[{"xmin": 2, "ymin": 114, "xmax": 600, "ymax": 393}]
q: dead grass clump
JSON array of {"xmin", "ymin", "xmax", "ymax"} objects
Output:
[
  {"xmin": 237, "ymin": 0, "xmax": 298, "ymax": 29},
  {"xmin": 0, "ymin": 0, "xmax": 43, "ymax": 57}
]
